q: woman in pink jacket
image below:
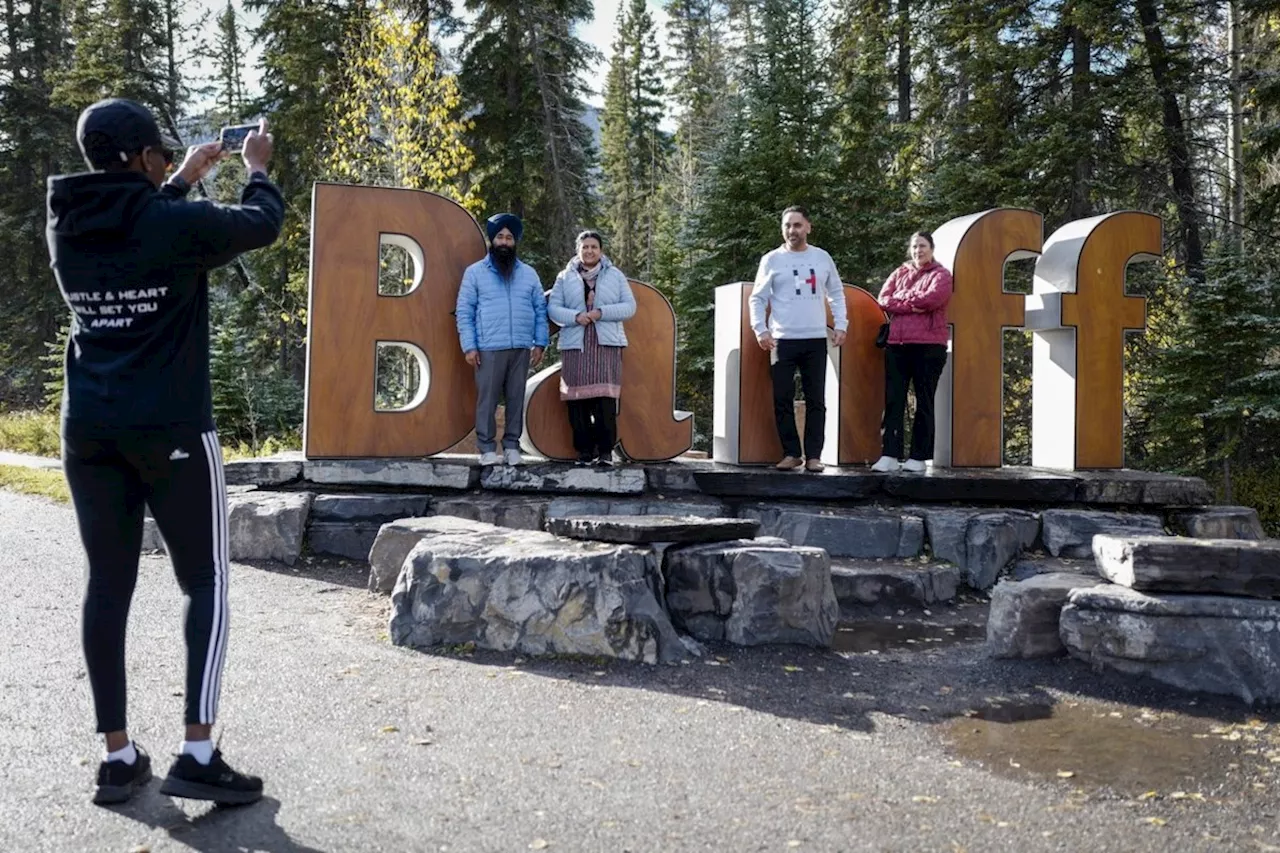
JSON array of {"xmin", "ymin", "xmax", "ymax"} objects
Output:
[{"xmin": 871, "ymin": 231, "xmax": 953, "ymax": 473}]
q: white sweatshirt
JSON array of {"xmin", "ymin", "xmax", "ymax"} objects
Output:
[{"xmin": 748, "ymin": 244, "xmax": 847, "ymax": 340}]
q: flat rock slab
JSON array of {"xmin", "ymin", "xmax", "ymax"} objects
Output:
[
  {"xmin": 1071, "ymin": 469, "xmax": 1214, "ymax": 506},
  {"xmin": 546, "ymin": 515, "xmax": 760, "ymax": 545},
  {"xmin": 306, "ymin": 522, "xmax": 381, "ymax": 561},
  {"xmin": 829, "ymin": 560, "xmax": 960, "ymax": 610},
  {"xmin": 304, "ymin": 459, "xmax": 476, "ymax": 490},
  {"xmin": 480, "ymin": 463, "xmax": 646, "ymax": 495},
  {"xmin": 388, "ymin": 518, "xmax": 692, "ymax": 664},
  {"xmin": 692, "ymin": 468, "xmax": 881, "ymax": 501},
  {"xmin": 227, "ymin": 492, "xmax": 313, "ymax": 565},
  {"xmin": 884, "ymin": 468, "xmax": 1079, "ymax": 504},
  {"xmin": 664, "ymin": 540, "xmax": 838, "ymax": 647},
  {"xmin": 1010, "ymin": 555, "xmax": 1097, "ymax": 581},
  {"xmin": 1167, "ymin": 506, "xmax": 1265, "ymax": 540},
  {"xmin": 223, "ymin": 456, "xmax": 303, "ymax": 487},
  {"xmin": 1093, "ymin": 535, "xmax": 1280, "ymax": 599},
  {"xmin": 310, "ymin": 494, "xmax": 431, "ymax": 523},
  {"xmin": 739, "ymin": 504, "xmax": 924, "ymax": 559},
  {"xmin": 1040, "ymin": 509, "xmax": 1166, "ymax": 559},
  {"xmin": 915, "ymin": 508, "xmax": 1040, "ymax": 590},
  {"xmin": 986, "ymin": 572, "xmax": 1106, "ymax": 659},
  {"xmin": 546, "ymin": 495, "xmax": 729, "ymax": 520},
  {"xmin": 1061, "ymin": 584, "xmax": 1280, "ymax": 705},
  {"xmin": 432, "ymin": 495, "xmax": 549, "ymax": 531}
]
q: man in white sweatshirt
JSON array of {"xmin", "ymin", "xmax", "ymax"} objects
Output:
[{"xmin": 749, "ymin": 206, "xmax": 848, "ymax": 472}]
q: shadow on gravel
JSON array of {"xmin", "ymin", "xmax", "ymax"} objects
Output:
[
  {"xmin": 239, "ymin": 558, "xmax": 370, "ymax": 591},
  {"xmin": 407, "ymin": 600, "xmax": 1279, "ymax": 740},
  {"xmin": 105, "ymin": 794, "xmax": 328, "ymax": 853}
]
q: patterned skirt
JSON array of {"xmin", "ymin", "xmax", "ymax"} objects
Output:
[{"xmin": 560, "ymin": 324, "xmax": 623, "ymax": 400}]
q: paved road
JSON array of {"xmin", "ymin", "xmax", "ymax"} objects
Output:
[{"xmin": 1, "ymin": 490, "xmax": 1276, "ymax": 853}]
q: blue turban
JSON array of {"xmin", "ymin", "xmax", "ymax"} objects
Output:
[{"xmin": 486, "ymin": 212, "xmax": 523, "ymax": 242}]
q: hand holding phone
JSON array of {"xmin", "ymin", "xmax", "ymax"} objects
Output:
[{"xmin": 219, "ymin": 123, "xmax": 258, "ymax": 154}]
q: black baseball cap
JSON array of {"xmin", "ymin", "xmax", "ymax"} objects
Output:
[{"xmin": 76, "ymin": 98, "xmax": 182, "ymax": 170}]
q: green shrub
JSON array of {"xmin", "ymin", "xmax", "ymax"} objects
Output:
[
  {"xmin": 1226, "ymin": 464, "xmax": 1280, "ymax": 537},
  {"xmin": 0, "ymin": 410, "xmax": 61, "ymax": 457}
]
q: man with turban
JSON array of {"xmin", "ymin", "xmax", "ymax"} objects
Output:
[{"xmin": 456, "ymin": 213, "xmax": 548, "ymax": 466}]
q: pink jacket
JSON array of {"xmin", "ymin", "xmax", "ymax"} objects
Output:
[{"xmin": 878, "ymin": 261, "xmax": 953, "ymax": 345}]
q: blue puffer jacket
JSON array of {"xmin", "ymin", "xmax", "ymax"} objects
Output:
[
  {"xmin": 547, "ymin": 256, "xmax": 637, "ymax": 351},
  {"xmin": 455, "ymin": 256, "xmax": 550, "ymax": 352}
]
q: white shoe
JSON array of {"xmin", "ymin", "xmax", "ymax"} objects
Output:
[
  {"xmin": 479, "ymin": 451, "xmax": 503, "ymax": 466},
  {"xmin": 504, "ymin": 448, "xmax": 523, "ymax": 466},
  {"xmin": 903, "ymin": 458, "xmax": 928, "ymax": 473},
  {"xmin": 870, "ymin": 455, "xmax": 900, "ymax": 473}
]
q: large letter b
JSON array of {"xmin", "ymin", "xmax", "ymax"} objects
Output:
[{"xmin": 304, "ymin": 183, "xmax": 486, "ymax": 457}]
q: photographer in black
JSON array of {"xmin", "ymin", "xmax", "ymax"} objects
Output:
[{"xmin": 46, "ymin": 98, "xmax": 283, "ymax": 806}]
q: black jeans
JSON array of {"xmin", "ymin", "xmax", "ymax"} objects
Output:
[
  {"xmin": 882, "ymin": 343, "xmax": 948, "ymax": 461},
  {"xmin": 567, "ymin": 398, "xmax": 618, "ymax": 460},
  {"xmin": 771, "ymin": 337, "xmax": 827, "ymax": 460},
  {"xmin": 63, "ymin": 427, "xmax": 230, "ymax": 733}
]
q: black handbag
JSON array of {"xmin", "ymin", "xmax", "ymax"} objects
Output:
[{"xmin": 875, "ymin": 322, "xmax": 890, "ymax": 349}]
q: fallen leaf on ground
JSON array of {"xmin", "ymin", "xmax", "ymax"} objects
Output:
[
  {"xmin": 1056, "ymin": 771, "xmax": 1076, "ymax": 779},
  {"xmin": 380, "ymin": 725, "xmax": 399, "ymax": 734},
  {"xmin": 530, "ymin": 840, "xmax": 551, "ymax": 850},
  {"xmin": 912, "ymin": 796, "xmax": 938, "ymax": 804},
  {"xmin": 1144, "ymin": 817, "xmax": 1168, "ymax": 827},
  {"xmin": 1138, "ymin": 791, "xmax": 1158, "ymax": 801},
  {"xmin": 783, "ymin": 665, "xmax": 803, "ymax": 673}
]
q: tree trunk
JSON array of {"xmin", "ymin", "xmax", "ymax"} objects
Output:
[
  {"xmin": 896, "ymin": 0, "xmax": 910, "ymax": 122},
  {"xmin": 1227, "ymin": 0, "xmax": 1244, "ymax": 249},
  {"xmin": 1135, "ymin": 0, "xmax": 1205, "ymax": 282},
  {"xmin": 1069, "ymin": 21, "xmax": 1092, "ymax": 219}
]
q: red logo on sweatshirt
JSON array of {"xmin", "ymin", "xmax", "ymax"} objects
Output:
[{"xmin": 805, "ymin": 269, "xmax": 818, "ymax": 294}]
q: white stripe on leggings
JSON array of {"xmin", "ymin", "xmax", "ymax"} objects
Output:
[
  {"xmin": 198, "ymin": 431, "xmax": 229, "ymax": 724},
  {"xmin": 208, "ymin": 434, "xmax": 230, "ymax": 720}
]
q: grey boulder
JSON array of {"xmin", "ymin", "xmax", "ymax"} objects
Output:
[
  {"xmin": 986, "ymin": 572, "xmax": 1105, "ymax": 659},
  {"xmin": 433, "ymin": 495, "xmax": 549, "ymax": 531},
  {"xmin": 664, "ymin": 540, "xmax": 838, "ymax": 647},
  {"xmin": 368, "ymin": 516, "xmax": 477, "ymax": 593},
  {"xmin": 227, "ymin": 492, "xmax": 313, "ymax": 565},
  {"xmin": 388, "ymin": 520, "xmax": 692, "ymax": 664},
  {"xmin": 1040, "ymin": 509, "xmax": 1165, "ymax": 558},
  {"xmin": 917, "ymin": 508, "xmax": 1040, "ymax": 590},
  {"xmin": 546, "ymin": 515, "xmax": 759, "ymax": 545},
  {"xmin": 740, "ymin": 504, "xmax": 924, "ymax": 559},
  {"xmin": 1061, "ymin": 584, "xmax": 1280, "ymax": 705},
  {"xmin": 1166, "ymin": 506, "xmax": 1265, "ymax": 541}
]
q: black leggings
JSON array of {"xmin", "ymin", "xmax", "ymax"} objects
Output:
[
  {"xmin": 882, "ymin": 344, "xmax": 948, "ymax": 461},
  {"xmin": 63, "ymin": 428, "xmax": 229, "ymax": 733},
  {"xmin": 567, "ymin": 398, "xmax": 618, "ymax": 460}
]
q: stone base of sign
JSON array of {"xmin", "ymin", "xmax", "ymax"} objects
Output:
[
  {"xmin": 829, "ymin": 560, "xmax": 960, "ymax": 611},
  {"xmin": 986, "ymin": 572, "xmax": 1107, "ymax": 658}
]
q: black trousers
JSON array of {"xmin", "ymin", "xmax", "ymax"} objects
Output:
[
  {"xmin": 63, "ymin": 427, "xmax": 229, "ymax": 733},
  {"xmin": 882, "ymin": 343, "xmax": 948, "ymax": 461},
  {"xmin": 567, "ymin": 398, "xmax": 618, "ymax": 460},
  {"xmin": 771, "ymin": 337, "xmax": 827, "ymax": 460}
]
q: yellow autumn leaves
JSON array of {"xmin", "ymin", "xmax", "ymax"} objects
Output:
[{"xmin": 322, "ymin": 3, "xmax": 482, "ymax": 214}]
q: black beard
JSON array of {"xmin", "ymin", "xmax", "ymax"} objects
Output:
[{"xmin": 490, "ymin": 245, "xmax": 517, "ymax": 279}]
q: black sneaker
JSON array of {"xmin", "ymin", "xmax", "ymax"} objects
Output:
[
  {"xmin": 93, "ymin": 744, "xmax": 153, "ymax": 805},
  {"xmin": 159, "ymin": 749, "xmax": 263, "ymax": 805}
]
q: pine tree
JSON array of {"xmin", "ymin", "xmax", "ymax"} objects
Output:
[
  {"xmin": 459, "ymin": 0, "xmax": 598, "ymax": 279},
  {"xmin": 599, "ymin": 0, "xmax": 667, "ymax": 279},
  {"xmin": 52, "ymin": 0, "xmax": 173, "ymax": 116},
  {"xmin": 673, "ymin": 0, "xmax": 835, "ymax": 441}
]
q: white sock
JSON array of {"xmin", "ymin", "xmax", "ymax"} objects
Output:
[
  {"xmin": 181, "ymin": 739, "xmax": 214, "ymax": 765},
  {"xmin": 105, "ymin": 741, "xmax": 137, "ymax": 765}
]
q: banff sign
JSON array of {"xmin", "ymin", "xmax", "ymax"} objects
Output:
[{"xmin": 304, "ymin": 184, "xmax": 1161, "ymax": 471}]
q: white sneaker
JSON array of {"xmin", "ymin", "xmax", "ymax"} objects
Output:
[
  {"xmin": 504, "ymin": 448, "xmax": 523, "ymax": 466},
  {"xmin": 870, "ymin": 455, "xmax": 901, "ymax": 473},
  {"xmin": 479, "ymin": 451, "xmax": 503, "ymax": 466},
  {"xmin": 903, "ymin": 458, "xmax": 928, "ymax": 473}
]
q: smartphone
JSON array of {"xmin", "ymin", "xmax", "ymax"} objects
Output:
[{"xmin": 219, "ymin": 123, "xmax": 258, "ymax": 154}]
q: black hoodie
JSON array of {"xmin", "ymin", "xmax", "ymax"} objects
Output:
[{"xmin": 46, "ymin": 170, "xmax": 284, "ymax": 438}]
